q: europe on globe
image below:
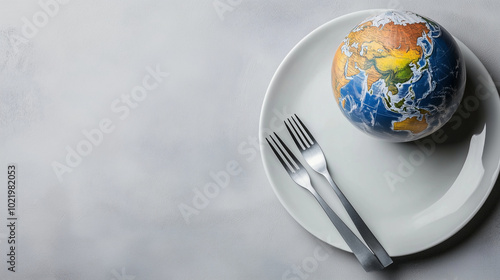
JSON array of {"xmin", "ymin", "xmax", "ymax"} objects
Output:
[{"xmin": 331, "ymin": 10, "xmax": 466, "ymax": 142}]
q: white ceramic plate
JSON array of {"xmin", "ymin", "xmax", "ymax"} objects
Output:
[{"xmin": 259, "ymin": 9, "xmax": 500, "ymax": 257}]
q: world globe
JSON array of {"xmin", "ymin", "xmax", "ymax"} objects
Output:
[{"xmin": 331, "ymin": 10, "xmax": 466, "ymax": 142}]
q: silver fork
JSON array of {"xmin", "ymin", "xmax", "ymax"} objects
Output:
[
  {"xmin": 266, "ymin": 133, "xmax": 383, "ymax": 271},
  {"xmin": 285, "ymin": 114, "xmax": 393, "ymax": 268}
]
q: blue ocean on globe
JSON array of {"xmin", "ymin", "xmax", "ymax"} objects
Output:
[{"xmin": 331, "ymin": 11, "xmax": 466, "ymax": 142}]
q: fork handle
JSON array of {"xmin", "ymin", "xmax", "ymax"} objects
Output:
[
  {"xmin": 308, "ymin": 187, "xmax": 383, "ymax": 271},
  {"xmin": 321, "ymin": 172, "xmax": 393, "ymax": 268}
]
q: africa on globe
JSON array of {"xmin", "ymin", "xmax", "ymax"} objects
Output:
[{"xmin": 331, "ymin": 10, "xmax": 466, "ymax": 142}]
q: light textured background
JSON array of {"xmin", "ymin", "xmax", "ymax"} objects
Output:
[{"xmin": 0, "ymin": 0, "xmax": 499, "ymax": 279}]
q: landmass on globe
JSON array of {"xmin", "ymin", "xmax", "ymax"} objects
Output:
[{"xmin": 331, "ymin": 10, "xmax": 466, "ymax": 142}]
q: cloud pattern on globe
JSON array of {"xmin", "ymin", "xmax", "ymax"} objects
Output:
[{"xmin": 331, "ymin": 10, "xmax": 466, "ymax": 142}]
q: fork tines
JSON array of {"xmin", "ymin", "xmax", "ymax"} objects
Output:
[
  {"xmin": 285, "ymin": 114, "xmax": 315, "ymax": 151},
  {"xmin": 266, "ymin": 133, "xmax": 301, "ymax": 174}
]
